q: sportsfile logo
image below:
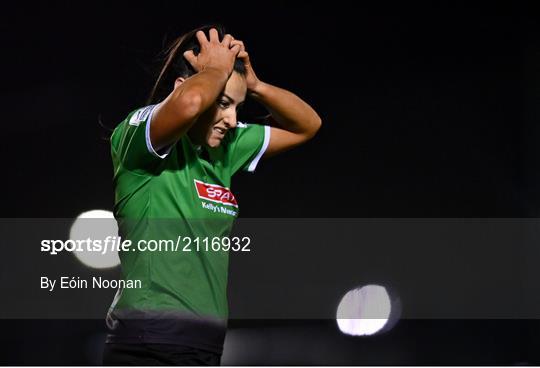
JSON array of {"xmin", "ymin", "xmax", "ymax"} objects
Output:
[{"xmin": 194, "ymin": 180, "xmax": 238, "ymax": 207}]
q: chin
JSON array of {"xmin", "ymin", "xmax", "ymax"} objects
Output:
[{"xmin": 207, "ymin": 138, "xmax": 222, "ymax": 148}]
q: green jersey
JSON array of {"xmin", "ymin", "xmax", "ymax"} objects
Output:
[{"xmin": 106, "ymin": 104, "xmax": 269, "ymax": 352}]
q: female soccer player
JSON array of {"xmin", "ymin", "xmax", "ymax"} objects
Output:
[{"xmin": 103, "ymin": 25, "xmax": 321, "ymax": 365}]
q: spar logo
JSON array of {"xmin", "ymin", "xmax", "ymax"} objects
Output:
[{"xmin": 194, "ymin": 180, "xmax": 238, "ymax": 207}]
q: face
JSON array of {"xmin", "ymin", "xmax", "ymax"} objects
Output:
[{"xmin": 188, "ymin": 72, "xmax": 247, "ymax": 148}]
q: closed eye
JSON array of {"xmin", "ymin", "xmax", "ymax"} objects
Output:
[{"xmin": 217, "ymin": 99, "xmax": 230, "ymax": 109}]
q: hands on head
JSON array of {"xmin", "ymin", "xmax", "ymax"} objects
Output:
[
  {"xmin": 183, "ymin": 28, "xmax": 260, "ymax": 91},
  {"xmin": 182, "ymin": 28, "xmax": 241, "ymax": 77}
]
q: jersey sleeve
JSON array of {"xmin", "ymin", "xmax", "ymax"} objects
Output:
[
  {"xmin": 110, "ymin": 104, "xmax": 173, "ymax": 172},
  {"xmin": 227, "ymin": 123, "xmax": 271, "ymax": 174}
]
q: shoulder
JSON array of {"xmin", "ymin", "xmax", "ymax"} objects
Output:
[
  {"xmin": 112, "ymin": 105, "xmax": 158, "ymax": 139},
  {"xmin": 226, "ymin": 122, "xmax": 258, "ymax": 141},
  {"xmin": 127, "ymin": 105, "xmax": 158, "ymax": 127}
]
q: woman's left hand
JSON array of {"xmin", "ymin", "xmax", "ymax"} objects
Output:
[{"xmin": 230, "ymin": 39, "xmax": 261, "ymax": 93}]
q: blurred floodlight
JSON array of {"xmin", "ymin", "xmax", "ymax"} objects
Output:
[
  {"xmin": 70, "ymin": 210, "xmax": 120, "ymax": 269},
  {"xmin": 336, "ymin": 284, "xmax": 392, "ymax": 336}
]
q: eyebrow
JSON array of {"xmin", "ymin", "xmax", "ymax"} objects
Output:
[{"xmin": 222, "ymin": 93, "xmax": 244, "ymax": 105}]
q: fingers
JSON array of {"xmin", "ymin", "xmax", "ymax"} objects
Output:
[
  {"xmin": 203, "ymin": 28, "xmax": 244, "ymax": 52},
  {"xmin": 222, "ymin": 33, "xmax": 233, "ymax": 47},
  {"xmin": 183, "ymin": 50, "xmax": 196, "ymax": 65},
  {"xmin": 230, "ymin": 39, "xmax": 245, "ymax": 52},
  {"xmin": 230, "ymin": 40, "xmax": 248, "ymax": 61},
  {"xmin": 195, "ymin": 30, "xmax": 208, "ymax": 46},
  {"xmin": 229, "ymin": 44, "xmax": 241, "ymax": 55},
  {"xmin": 208, "ymin": 28, "xmax": 219, "ymax": 42},
  {"xmin": 184, "ymin": 30, "xmax": 242, "ymax": 73}
]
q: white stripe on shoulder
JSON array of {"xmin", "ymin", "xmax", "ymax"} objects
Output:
[
  {"xmin": 247, "ymin": 125, "xmax": 271, "ymax": 172},
  {"xmin": 143, "ymin": 104, "xmax": 171, "ymax": 159},
  {"xmin": 237, "ymin": 121, "xmax": 248, "ymax": 128}
]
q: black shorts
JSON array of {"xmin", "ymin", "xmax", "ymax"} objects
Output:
[{"xmin": 102, "ymin": 343, "xmax": 222, "ymax": 366}]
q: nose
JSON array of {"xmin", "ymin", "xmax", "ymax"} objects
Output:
[{"xmin": 223, "ymin": 110, "xmax": 238, "ymax": 129}]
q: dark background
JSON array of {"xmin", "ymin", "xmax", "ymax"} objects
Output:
[{"xmin": 2, "ymin": 1, "xmax": 540, "ymax": 365}]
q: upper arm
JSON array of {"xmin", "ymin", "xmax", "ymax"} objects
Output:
[
  {"xmin": 263, "ymin": 127, "xmax": 313, "ymax": 158},
  {"xmin": 149, "ymin": 87, "xmax": 202, "ymax": 153}
]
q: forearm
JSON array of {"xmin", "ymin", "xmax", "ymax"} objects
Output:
[
  {"xmin": 249, "ymin": 81, "xmax": 321, "ymax": 137},
  {"xmin": 171, "ymin": 67, "xmax": 229, "ymax": 116}
]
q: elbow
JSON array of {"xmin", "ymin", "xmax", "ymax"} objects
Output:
[
  {"xmin": 170, "ymin": 88, "xmax": 204, "ymax": 121},
  {"xmin": 313, "ymin": 115, "xmax": 322, "ymax": 133},
  {"xmin": 179, "ymin": 91, "xmax": 204, "ymax": 120},
  {"xmin": 304, "ymin": 114, "xmax": 322, "ymax": 140}
]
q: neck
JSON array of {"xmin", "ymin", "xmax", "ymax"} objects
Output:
[{"xmin": 187, "ymin": 130, "xmax": 205, "ymax": 147}]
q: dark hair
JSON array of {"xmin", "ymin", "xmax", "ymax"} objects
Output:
[{"xmin": 147, "ymin": 24, "xmax": 246, "ymax": 105}]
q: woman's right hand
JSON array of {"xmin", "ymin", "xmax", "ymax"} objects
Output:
[{"xmin": 183, "ymin": 28, "xmax": 241, "ymax": 78}]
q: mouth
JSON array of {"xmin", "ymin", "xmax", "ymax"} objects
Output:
[{"xmin": 213, "ymin": 127, "xmax": 227, "ymax": 138}]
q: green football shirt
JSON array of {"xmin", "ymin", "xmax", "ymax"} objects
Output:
[{"xmin": 106, "ymin": 104, "xmax": 269, "ymax": 351}]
